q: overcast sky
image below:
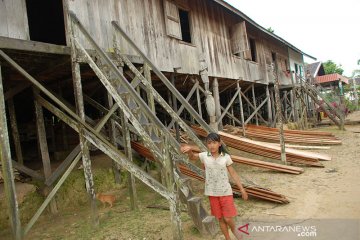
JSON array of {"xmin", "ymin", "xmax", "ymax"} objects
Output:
[{"xmin": 224, "ymin": 0, "xmax": 360, "ymax": 77}]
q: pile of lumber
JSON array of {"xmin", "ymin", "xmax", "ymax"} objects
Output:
[
  {"xmin": 191, "ymin": 125, "xmax": 329, "ymax": 167},
  {"xmin": 131, "ymin": 141, "xmax": 289, "ymax": 203},
  {"xmin": 226, "ymin": 124, "xmax": 341, "ymax": 145},
  {"xmin": 178, "ymin": 164, "xmax": 289, "ymax": 204},
  {"xmin": 133, "ymin": 141, "xmax": 303, "ymax": 174}
]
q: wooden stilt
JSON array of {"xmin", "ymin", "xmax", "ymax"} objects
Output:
[
  {"xmin": 33, "ymin": 88, "xmax": 58, "ymax": 214},
  {"xmin": 272, "ymin": 58, "xmax": 287, "ymax": 164},
  {"xmin": 284, "ymin": 91, "xmax": 288, "ymax": 122},
  {"xmin": 107, "ymin": 92, "xmax": 122, "ymax": 184},
  {"xmin": 71, "ymin": 56, "xmax": 99, "ymax": 226},
  {"xmin": 0, "ymin": 65, "xmax": 22, "ymax": 240},
  {"xmin": 7, "ymin": 99, "xmax": 24, "ymax": 164},
  {"xmin": 120, "ymin": 110, "xmax": 138, "ymax": 210},
  {"xmin": 266, "ymin": 85, "xmax": 273, "ymax": 126},
  {"xmin": 236, "ymin": 82, "xmax": 246, "ymax": 136},
  {"xmin": 196, "ymin": 82, "xmax": 202, "ymax": 118},
  {"xmin": 59, "ymin": 87, "xmax": 69, "ymax": 151},
  {"xmin": 213, "ymin": 78, "xmax": 223, "ymax": 130},
  {"xmin": 170, "ymin": 73, "xmax": 180, "ymax": 141},
  {"xmin": 251, "ymin": 84, "xmax": 258, "ymax": 125},
  {"xmin": 163, "ymin": 134, "xmax": 183, "ymax": 240}
]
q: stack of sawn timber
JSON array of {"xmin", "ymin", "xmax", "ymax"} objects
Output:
[
  {"xmin": 191, "ymin": 125, "xmax": 329, "ymax": 167},
  {"xmin": 243, "ymin": 125, "xmax": 341, "ymax": 145},
  {"xmin": 130, "ymin": 141, "xmax": 289, "ymax": 203},
  {"xmin": 178, "ymin": 164, "xmax": 289, "ymax": 204}
]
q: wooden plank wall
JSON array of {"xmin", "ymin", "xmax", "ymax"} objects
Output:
[
  {"xmin": 0, "ymin": 0, "xmax": 29, "ymax": 40},
  {"xmin": 0, "ymin": 0, "xmax": 297, "ymax": 86}
]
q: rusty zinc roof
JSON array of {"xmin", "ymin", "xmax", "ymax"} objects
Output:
[{"xmin": 315, "ymin": 73, "xmax": 349, "ymax": 84}]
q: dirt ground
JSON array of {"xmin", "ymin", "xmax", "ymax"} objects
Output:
[{"xmin": 1, "ymin": 112, "xmax": 360, "ymax": 240}]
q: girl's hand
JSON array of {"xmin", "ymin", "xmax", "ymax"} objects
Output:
[
  {"xmin": 180, "ymin": 145, "xmax": 193, "ymax": 153},
  {"xmin": 241, "ymin": 189, "xmax": 248, "ymax": 201}
]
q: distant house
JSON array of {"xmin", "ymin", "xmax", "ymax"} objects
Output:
[
  {"xmin": 305, "ymin": 61, "xmax": 325, "ymax": 80},
  {"xmin": 315, "ymin": 73, "xmax": 349, "ymax": 92}
]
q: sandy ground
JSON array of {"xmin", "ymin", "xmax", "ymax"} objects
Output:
[{"xmin": 1, "ymin": 112, "xmax": 360, "ymax": 240}]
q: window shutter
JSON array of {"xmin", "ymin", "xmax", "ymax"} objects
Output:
[
  {"xmin": 164, "ymin": 0, "xmax": 182, "ymax": 39},
  {"xmin": 230, "ymin": 21, "xmax": 250, "ymax": 59}
]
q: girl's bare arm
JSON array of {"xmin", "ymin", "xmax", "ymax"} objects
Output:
[
  {"xmin": 227, "ymin": 165, "xmax": 249, "ymax": 200},
  {"xmin": 180, "ymin": 144, "xmax": 200, "ymax": 161}
]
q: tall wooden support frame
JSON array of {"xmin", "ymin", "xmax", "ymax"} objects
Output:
[
  {"xmin": 120, "ymin": 111, "xmax": 138, "ymax": 210},
  {"xmin": 0, "ymin": 65, "xmax": 22, "ymax": 240},
  {"xmin": 272, "ymin": 59, "xmax": 287, "ymax": 164},
  {"xmin": 163, "ymin": 134, "xmax": 183, "ymax": 240},
  {"xmin": 7, "ymin": 99, "xmax": 24, "ymax": 164},
  {"xmin": 213, "ymin": 78, "xmax": 223, "ymax": 131},
  {"xmin": 33, "ymin": 88, "xmax": 58, "ymax": 214},
  {"xmin": 70, "ymin": 46, "xmax": 99, "ymax": 225}
]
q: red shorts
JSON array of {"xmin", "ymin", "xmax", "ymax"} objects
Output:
[{"xmin": 209, "ymin": 195, "xmax": 237, "ymax": 219}]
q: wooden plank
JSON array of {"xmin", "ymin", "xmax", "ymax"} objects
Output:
[{"xmin": 11, "ymin": 160, "xmax": 44, "ymax": 181}]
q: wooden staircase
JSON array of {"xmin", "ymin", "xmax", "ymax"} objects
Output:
[
  {"xmin": 300, "ymin": 76, "xmax": 344, "ymax": 129},
  {"xmin": 68, "ymin": 12, "xmax": 217, "ymax": 237}
]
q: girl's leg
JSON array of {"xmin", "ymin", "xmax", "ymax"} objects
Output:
[
  {"xmin": 224, "ymin": 217, "xmax": 242, "ymax": 240},
  {"xmin": 219, "ymin": 217, "xmax": 231, "ymax": 240}
]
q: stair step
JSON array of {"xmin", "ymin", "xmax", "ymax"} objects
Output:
[
  {"xmin": 117, "ymin": 85, "xmax": 129, "ymax": 96},
  {"xmin": 139, "ymin": 113, "xmax": 151, "ymax": 126},
  {"xmin": 150, "ymin": 130, "xmax": 162, "ymax": 143},
  {"xmin": 127, "ymin": 98, "xmax": 140, "ymax": 112}
]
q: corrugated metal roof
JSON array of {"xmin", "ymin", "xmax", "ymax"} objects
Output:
[{"xmin": 315, "ymin": 73, "xmax": 349, "ymax": 84}]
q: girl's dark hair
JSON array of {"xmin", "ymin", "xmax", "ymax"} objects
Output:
[{"xmin": 205, "ymin": 133, "xmax": 229, "ymax": 154}]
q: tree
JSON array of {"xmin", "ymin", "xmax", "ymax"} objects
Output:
[
  {"xmin": 323, "ymin": 60, "xmax": 344, "ymax": 75},
  {"xmin": 267, "ymin": 27, "xmax": 274, "ymax": 33}
]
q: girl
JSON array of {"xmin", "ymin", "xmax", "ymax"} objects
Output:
[{"xmin": 180, "ymin": 132, "xmax": 248, "ymax": 240}]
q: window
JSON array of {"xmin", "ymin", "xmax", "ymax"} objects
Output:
[
  {"xmin": 179, "ymin": 9, "xmax": 191, "ymax": 43},
  {"xmin": 164, "ymin": 0, "xmax": 192, "ymax": 44},
  {"xmin": 249, "ymin": 38, "xmax": 257, "ymax": 62}
]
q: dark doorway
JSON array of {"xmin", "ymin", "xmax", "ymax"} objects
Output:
[
  {"xmin": 179, "ymin": 9, "xmax": 192, "ymax": 44},
  {"xmin": 25, "ymin": 0, "xmax": 66, "ymax": 45}
]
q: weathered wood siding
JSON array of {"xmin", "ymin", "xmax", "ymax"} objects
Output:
[
  {"xmin": 66, "ymin": 0, "xmax": 300, "ymax": 84},
  {"xmin": 0, "ymin": 0, "xmax": 29, "ymax": 40}
]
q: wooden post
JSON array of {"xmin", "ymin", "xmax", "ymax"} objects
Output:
[
  {"xmin": 120, "ymin": 111, "xmax": 138, "ymax": 210},
  {"xmin": 7, "ymin": 99, "xmax": 24, "ymax": 164},
  {"xmin": 196, "ymin": 82, "xmax": 202, "ymax": 118},
  {"xmin": 272, "ymin": 59, "xmax": 287, "ymax": 164},
  {"xmin": 290, "ymin": 90, "xmax": 296, "ymax": 122},
  {"xmin": 284, "ymin": 91, "xmax": 288, "ymax": 122},
  {"xmin": 213, "ymin": 78, "xmax": 223, "ymax": 130},
  {"xmin": 58, "ymin": 87, "xmax": 69, "ymax": 150},
  {"xmin": 33, "ymin": 88, "xmax": 58, "ymax": 214},
  {"xmin": 170, "ymin": 73, "xmax": 180, "ymax": 141},
  {"xmin": 251, "ymin": 84, "xmax": 258, "ymax": 125},
  {"xmin": 71, "ymin": 54, "xmax": 99, "ymax": 226},
  {"xmin": 236, "ymin": 82, "xmax": 246, "ymax": 136},
  {"xmin": 144, "ymin": 63, "xmax": 155, "ymax": 113},
  {"xmin": 266, "ymin": 85, "xmax": 273, "ymax": 126},
  {"xmin": 107, "ymin": 92, "xmax": 122, "ymax": 184},
  {"xmin": 0, "ymin": 65, "xmax": 22, "ymax": 240},
  {"xmin": 163, "ymin": 134, "xmax": 183, "ymax": 240}
]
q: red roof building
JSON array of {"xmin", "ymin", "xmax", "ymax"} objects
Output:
[{"xmin": 315, "ymin": 73, "xmax": 349, "ymax": 85}]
